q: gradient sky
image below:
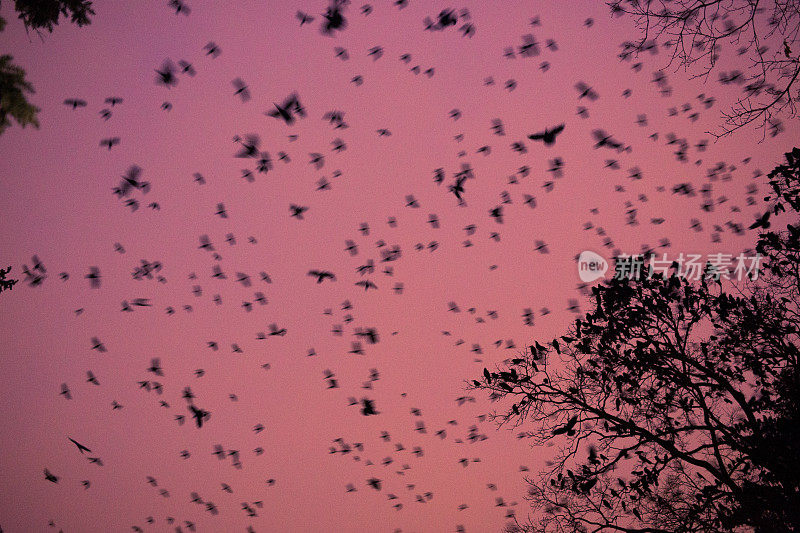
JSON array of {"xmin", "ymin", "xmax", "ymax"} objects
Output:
[{"xmin": 1, "ymin": 1, "xmax": 797, "ymax": 532}]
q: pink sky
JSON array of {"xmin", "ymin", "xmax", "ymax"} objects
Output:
[{"xmin": 0, "ymin": 1, "xmax": 797, "ymax": 531}]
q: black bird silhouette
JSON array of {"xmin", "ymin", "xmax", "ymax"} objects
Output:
[
  {"xmin": 147, "ymin": 358, "xmax": 163, "ymax": 376},
  {"xmin": 489, "ymin": 206, "xmax": 504, "ymax": 224},
  {"xmin": 528, "ymin": 123, "xmax": 564, "ymax": 146},
  {"xmin": 232, "ymin": 78, "xmax": 250, "ymax": 102},
  {"xmin": 203, "ymin": 42, "xmax": 221, "ymax": 57},
  {"xmin": 321, "ymin": 0, "xmax": 348, "ymax": 35},
  {"xmin": 44, "ymin": 468, "xmax": 59, "ymax": 483},
  {"xmin": 290, "ymin": 204, "xmax": 308, "ymax": 219},
  {"xmin": 592, "ymin": 129, "xmax": 625, "ymax": 151},
  {"xmin": 450, "ymin": 178, "xmax": 468, "ymax": 205},
  {"xmin": 355, "ymin": 327, "xmax": 379, "ymax": 344},
  {"xmin": 297, "ymin": 10, "xmax": 315, "ymax": 25},
  {"xmin": 424, "ymin": 9, "xmax": 458, "ymax": 30},
  {"xmin": 91, "ymin": 337, "xmax": 107, "ymax": 352},
  {"xmin": 552, "ymin": 414, "xmax": 579, "ymax": 436},
  {"xmin": 267, "ymin": 323, "xmax": 287, "ymax": 336},
  {"xmin": 169, "ymin": 0, "xmax": 190, "ymax": 15},
  {"xmin": 155, "ymin": 60, "xmax": 178, "ymax": 87},
  {"xmin": 518, "ymin": 34, "xmax": 540, "ymax": 57},
  {"xmin": 309, "ymin": 152, "xmax": 325, "ymax": 169},
  {"xmin": 68, "ymin": 438, "xmax": 91, "ymax": 454},
  {"xmin": 308, "ymin": 270, "xmax": 336, "ymax": 283},
  {"xmin": 64, "ymin": 98, "xmax": 87, "ymax": 109},
  {"xmin": 361, "ymin": 398, "xmax": 378, "ymax": 415},
  {"xmin": 355, "ymin": 279, "xmax": 378, "ymax": 291},
  {"xmin": 575, "ymin": 81, "xmax": 599, "ymax": 100},
  {"xmin": 267, "ymin": 93, "xmax": 305, "ymax": 124},
  {"xmin": 178, "ymin": 59, "xmax": 195, "ymax": 76},
  {"xmin": 99, "ymin": 137, "xmax": 120, "ymax": 150},
  {"xmin": 189, "ymin": 404, "xmax": 210, "ymax": 428},
  {"xmin": 233, "ymin": 134, "xmax": 260, "ymax": 158},
  {"xmin": 85, "ymin": 267, "xmax": 101, "ymax": 288}
]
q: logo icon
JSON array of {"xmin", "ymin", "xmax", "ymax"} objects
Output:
[{"xmin": 578, "ymin": 251, "xmax": 608, "ymax": 282}]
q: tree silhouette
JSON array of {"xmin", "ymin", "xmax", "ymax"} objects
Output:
[
  {"xmin": 471, "ymin": 150, "xmax": 800, "ymax": 532},
  {"xmin": 0, "ymin": 265, "xmax": 18, "ymax": 293},
  {"xmin": 609, "ymin": 0, "xmax": 800, "ymax": 138},
  {"xmin": 0, "ymin": 0, "xmax": 94, "ymax": 135},
  {"xmin": 0, "ymin": 53, "xmax": 39, "ymax": 134},
  {"xmin": 3, "ymin": 0, "xmax": 94, "ymax": 34}
]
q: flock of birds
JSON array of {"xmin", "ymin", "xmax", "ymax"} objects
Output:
[{"xmin": 2, "ymin": 1, "xmax": 786, "ymax": 532}]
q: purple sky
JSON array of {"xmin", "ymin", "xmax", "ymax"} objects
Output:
[{"xmin": 0, "ymin": 1, "xmax": 797, "ymax": 531}]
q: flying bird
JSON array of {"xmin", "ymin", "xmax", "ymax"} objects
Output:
[
  {"xmin": 68, "ymin": 438, "xmax": 91, "ymax": 454},
  {"xmin": 528, "ymin": 124, "xmax": 565, "ymax": 146},
  {"xmin": 63, "ymin": 98, "xmax": 87, "ymax": 109},
  {"xmin": 296, "ymin": 10, "xmax": 315, "ymax": 25},
  {"xmin": 266, "ymin": 93, "xmax": 305, "ymax": 124},
  {"xmin": 308, "ymin": 270, "xmax": 336, "ymax": 283},
  {"xmin": 155, "ymin": 60, "xmax": 178, "ymax": 87},
  {"xmin": 44, "ymin": 468, "xmax": 59, "ymax": 483},
  {"xmin": 232, "ymin": 78, "xmax": 250, "ymax": 102},
  {"xmin": 189, "ymin": 404, "xmax": 210, "ymax": 428}
]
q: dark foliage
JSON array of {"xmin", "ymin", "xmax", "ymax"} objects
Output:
[
  {"xmin": 0, "ymin": 0, "xmax": 94, "ymax": 135},
  {"xmin": 609, "ymin": 0, "xmax": 800, "ymax": 138},
  {"xmin": 0, "ymin": 266, "xmax": 18, "ymax": 293},
  {"xmin": 10, "ymin": 0, "xmax": 94, "ymax": 33},
  {"xmin": 0, "ymin": 54, "xmax": 39, "ymax": 133},
  {"xmin": 472, "ymin": 148, "xmax": 800, "ymax": 532}
]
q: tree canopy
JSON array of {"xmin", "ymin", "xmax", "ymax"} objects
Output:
[
  {"xmin": 0, "ymin": 54, "xmax": 39, "ymax": 134},
  {"xmin": 472, "ymin": 148, "xmax": 800, "ymax": 532},
  {"xmin": 2, "ymin": 0, "xmax": 94, "ymax": 33},
  {"xmin": 0, "ymin": 0, "xmax": 94, "ymax": 134},
  {"xmin": 609, "ymin": 0, "xmax": 800, "ymax": 138}
]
